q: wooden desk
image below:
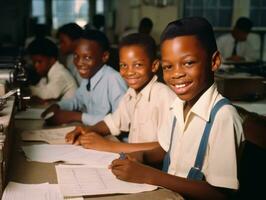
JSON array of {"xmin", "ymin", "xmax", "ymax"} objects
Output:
[{"xmin": 7, "ymin": 118, "xmax": 183, "ymax": 200}]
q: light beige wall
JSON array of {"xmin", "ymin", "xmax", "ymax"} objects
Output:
[{"xmin": 140, "ymin": 5, "xmax": 178, "ymax": 43}]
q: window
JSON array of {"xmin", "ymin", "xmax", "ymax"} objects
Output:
[
  {"xmin": 31, "ymin": 0, "xmax": 46, "ymax": 23},
  {"xmin": 96, "ymin": 0, "xmax": 104, "ymax": 14},
  {"xmin": 183, "ymin": 0, "xmax": 233, "ymax": 27},
  {"xmin": 250, "ymin": 0, "xmax": 266, "ymax": 27},
  {"xmin": 52, "ymin": 0, "xmax": 89, "ymax": 29}
]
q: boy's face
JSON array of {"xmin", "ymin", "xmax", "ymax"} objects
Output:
[
  {"xmin": 73, "ymin": 39, "xmax": 108, "ymax": 79},
  {"xmin": 161, "ymin": 35, "xmax": 219, "ymax": 104},
  {"xmin": 59, "ymin": 33, "xmax": 74, "ymax": 55},
  {"xmin": 31, "ymin": 55, "xmax": 55, "ymax": 77},
  {"xmin": 119, "ymin": 45, "xmax": 158, "ymax": 93}
]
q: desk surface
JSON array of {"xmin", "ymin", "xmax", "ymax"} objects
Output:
[{"xmin": 7, "ymin": 119, "xmax": 183, "ymax": 200}]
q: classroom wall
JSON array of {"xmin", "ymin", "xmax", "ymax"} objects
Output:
[{"xmin": 114, "ymin": 0, "xmax": 180, "ymax": 44}]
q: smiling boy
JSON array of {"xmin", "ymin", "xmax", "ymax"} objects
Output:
[
  {"xmin": 109, "ymin": 17, "xmax": 244, "ymax": 200},
  {"xmin": 42, "ymin": 29, "xmax": 127, "ymax": 126}
]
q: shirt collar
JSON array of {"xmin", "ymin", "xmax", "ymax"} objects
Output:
[
  {"xmin": 127, "ymin": 75, "xmax": 158, "ymax": 101},
  {"xmin": 90, "ymin": 64, "xmax": 107, "ymax": 90},
  {"xmin": 190, "ymin": 83, "xmax": 219, "ymax": 122},
  {"xmin": 170, "ymin": 83, "xmax": 219, "ymax": 122}
]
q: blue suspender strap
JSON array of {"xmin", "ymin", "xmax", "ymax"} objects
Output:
[
  {"xmin": 187, "ymin": 98, "xmax": 231, "ymax": 180},
  {"xmin": 162, "ymin": 116, "xmax": 177, "ymax": 172}
]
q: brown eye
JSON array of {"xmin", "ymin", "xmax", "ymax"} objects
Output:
[
  {"xmin": 162, "ymin": 64, "xmax": 172, "ymax": 71},
  {"xmin": 184, "ymin": 61, "xmax": 195, "ymax": 67},
  {"xmin": 119, "ymin": 63, "xmax": 127, "ymax": 68},
  {"xmin": 134, "ymin": 63, "xmax": 143, "ymax": 68}
]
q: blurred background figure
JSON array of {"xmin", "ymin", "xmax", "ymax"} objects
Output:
[
  {"xmin": 217, "ymin": 17, "xmax": 259, "ymax": 62},
  {"xmin": 138, "ymin": 17, "xmax": 153, "ymax": 35},
  {"xmin": 57, "ymin": 23, "xmax": 83, "ymax": 85}
]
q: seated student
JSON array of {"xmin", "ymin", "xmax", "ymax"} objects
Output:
[
  {"xmin": 65, "ymin": 33, "xmax": 176, "ymax": 153},
  {"xmin": 27, "ymin": 38, "xmax": 77, "ymax": 102},
  {"xmin": 216, "ymin": 17, "xmax": 259, "ymax": 62},
  {"xmin": 57, "ymin": 23, "xmax": 83, "ymax": 85},
  {"xmin": 42, "ymin": 29, "xmax": 127, "ymax": 126},
  {"xmin": 109, "ymin": 17, "xmax": 244, "ymax": 199}
]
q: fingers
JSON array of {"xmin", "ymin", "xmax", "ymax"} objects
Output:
[{"xmin": 65, "ymin": 126, "xmax": 82, "ymax": 144}]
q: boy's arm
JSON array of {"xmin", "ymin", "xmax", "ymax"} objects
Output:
[
  {"xmin": 45, "ymin": 110, "xmax": 82, "ymax": 125},
  {"xmin": 110, "ymin": 154, "xmax": 233, "ymax": 200},
  {"xmin": 79, "ymin": 133, "xmax": 159, "ymax": 153}
]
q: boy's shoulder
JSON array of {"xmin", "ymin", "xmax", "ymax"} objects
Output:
[{"xmin": 101, "ymin": 65, "xmax": 122, "ymax": 78}]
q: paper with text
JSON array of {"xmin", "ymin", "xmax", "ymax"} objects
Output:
[
  {"xmin": 15, "ymin": 108, "xmax": 45, "ymax": 119},
  {"xmin": 22, "ymin": 144, "xmax": 119, "ymax": 166},
  {"xmin": 1, "ymin": 182, "xmax": 63, "ymax": 200},
  {"xmin": 21, "ymin": 126, "xmax": 76, "ymax": 144},
  {"xmin": 56, "ymin": 165, "xmax": 158, "ymax": 197}
]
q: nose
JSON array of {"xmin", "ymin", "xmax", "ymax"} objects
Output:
[
  {"xmin": 75, "ymin": 57, "xmax": 83, "ymax": 68},
  {"xmin": 171, "ymin": 65, "xmax": 185, "ymax": 79},
  {"xmin": 125, "ymin": 66, "xmax": 135, "ymax": 76}
]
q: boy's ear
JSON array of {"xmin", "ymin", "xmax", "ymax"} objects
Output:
[
  {"xmin": 151, "ymin": 59, "xmax": 160, "ymax": 73},
  {"xmin": 211, "ymin": 51, "xmax": 221, "ymax": 72},
  {"xmin": 102, "ymin": 51, "xmax": 110, "ymax": 63}
]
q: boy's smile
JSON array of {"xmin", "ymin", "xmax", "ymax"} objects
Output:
[
  {"xmin": 74, "ymin": 39, "xmax": 106, "ymax": 79},
  {"xmin": 161, "ymin": 35, "xmax": 218, "ymax": 106},
  {"xmin": 119, "ymin": 45, "xmax": 157, "ymax": 93}
]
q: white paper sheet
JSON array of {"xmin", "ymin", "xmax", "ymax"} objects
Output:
[
  {"xmin": 15, "ymin": 108, "xmax": 45, "ymax": 119},
  {"xmin": 21, "ymin": 126, "xmax": 76, "ymax": 144},
  {"xmin": 56, "ymin": 165, "xmax": 158, "ymax": 197},
  {"xmin": 22, "ymin": 144, "xmax": 119, "ymax": 166},
  {"xmin": 2, "ymin": 182, "xmax": 63, "ymax": 200}
]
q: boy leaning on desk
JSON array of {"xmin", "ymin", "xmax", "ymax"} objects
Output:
[
  {"xmin": 65, "ymin": 17, "xmax": 244, "ymax": 200},
  {"xmin": 41, "ymin": 29, "xmax": 127, "ymax": 126}
]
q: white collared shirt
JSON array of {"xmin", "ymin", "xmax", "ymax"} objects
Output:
[
  {"xmin": 216, "ymin": 33, "xmax": 260, "ymax": 61},
  {"xmin": 104, "ymin": 76, "xmax": 176, "ymax": 143},
  {"xmin": 158, "ymin": 84, "xmax": 244, "ymax": 190},
  {"xmin": 30, "ymin": 61, "xmax": 77, "ymax": 100}
]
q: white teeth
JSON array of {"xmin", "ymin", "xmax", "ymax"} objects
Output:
[{"xmin": 175, "ymin": 84, "xmax": 186, "ymax": 88}]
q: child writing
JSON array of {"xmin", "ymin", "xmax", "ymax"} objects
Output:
[
  {"xmin": 42, "ymin": 29, "xmax": 127, "ymax": 126},
  {"xmin": 57, "ymin": 23, "xmax": 83, "ymax": 85},
  {"xmin": 28, "ymin": 38, "xmax": 77, "ymax": 102},
  {"xmin": 65, "ymin": 33, "xmax": 176, "ymax": 153},
  {"xmin": 109, "ymin": 17, "xmax": 244, "ymax": 199}
]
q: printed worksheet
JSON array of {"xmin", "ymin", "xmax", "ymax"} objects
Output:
[
  {"xmin": 2, "ymin": 182, "xmax": 62, "ymax": 200},
  {"xmin": 56, "ymin": 165, "xmax": 158, "ymax": 197},
  {"xmin": 2, "ymin": 182, "xmax": 84, "ymax": 200},
  {"xmin": 22, "ymin": 144, "xmax": 119, "ymax": 166},
  {"xmin": 21, "ymin": 126, "xmax": 75, "ymax": 144}
]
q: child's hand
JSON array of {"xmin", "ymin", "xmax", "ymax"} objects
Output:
[
  {"xmin": 79, "ymin": 132, "xmax": 110, "ymax": 152},
  {"xmin": 109, "ymin": 155, "xmax": 150, "ymax": 184},
  {"xmin": 65, "ymin": 125, "xmax": 87, "ymax": 145}
]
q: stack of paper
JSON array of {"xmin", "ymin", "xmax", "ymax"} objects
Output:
[{"xmin": 56, "ymin": 165, "xmax": 158, "ymax": 197}]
